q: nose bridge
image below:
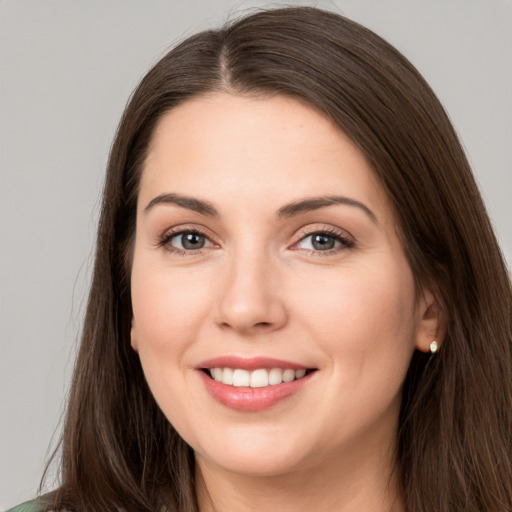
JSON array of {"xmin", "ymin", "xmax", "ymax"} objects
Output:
[{"xmin": 215, "ymin": 238, "xmax": 287, "ymax": 334}]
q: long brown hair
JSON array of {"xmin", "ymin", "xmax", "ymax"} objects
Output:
[{"xmin": 41, "ymin": 6, "xmax": 512, "ymax": 511}]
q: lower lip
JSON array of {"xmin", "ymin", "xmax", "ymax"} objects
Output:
[{"xmin": 199, "ymin": 371, "xmax": 314, "ymax": 412}]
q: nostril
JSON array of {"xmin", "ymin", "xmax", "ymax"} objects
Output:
[{"xmin": 255, "ymin": 322, "xmax": 271, "ymax": 327}]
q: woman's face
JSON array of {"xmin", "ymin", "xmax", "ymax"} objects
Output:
[{"xmin": 131, "ymin": 93, "xmax": 435, "ymax": 477}]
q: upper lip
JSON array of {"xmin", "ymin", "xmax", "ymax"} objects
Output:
[{"xmin": 197, "ymin": 356, "xmax": 312, "ymax": 371}]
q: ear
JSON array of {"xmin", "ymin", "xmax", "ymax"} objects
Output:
[
  {"xmin": 414, "ymin": 287, "xmax": 447, "ymax": 353},
  {"xmin": 130, "ymin": 319, "xmax": 138, "ymax": 352}
]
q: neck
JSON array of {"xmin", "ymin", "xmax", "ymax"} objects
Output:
[{"xmin": 195, "ymin": 437, "xmax": 404, "ymax": 512}]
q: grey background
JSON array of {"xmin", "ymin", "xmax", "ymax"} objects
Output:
[{"xmin": 1, "ymin": 0, "xmax": 511, "ymax": 508}]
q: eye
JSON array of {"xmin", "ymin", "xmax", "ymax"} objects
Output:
[
  {"xmin": 161, "ymin": 230, "xmax": 215, "ymax": 253},
  {"xmin": 294, "ymin": 230, "xmax": 354, "ymax": 253}
]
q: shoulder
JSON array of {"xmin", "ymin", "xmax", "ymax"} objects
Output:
[
  {"xmin": 5, "ymin": 496, "xmax": 74, "ymax": 512},
  {"xmin": 4, "ymin": 498, "xmax": 73, "ymax": 512},
  {"xmin": 4, "ymin": 501, "xmax": 41, "ymax": 512}
]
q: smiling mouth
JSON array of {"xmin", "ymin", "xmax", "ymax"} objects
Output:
[{"xmin": 204, "ymin": 367, "xmax": 315, "ymax": 388}]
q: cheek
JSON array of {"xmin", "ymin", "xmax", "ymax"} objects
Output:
[
  {"xmin": 295, "ymin": 258, "xmax": 417, "ymax": 369},
  {"xmin": 130, "ymin": 260, "xmax": 214, "ymax": 427},
  {"xmin": 130, "ymin": 256, "xmax": 214, "ymax": 370}
]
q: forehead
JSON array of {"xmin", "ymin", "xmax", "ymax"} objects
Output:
[
  {"xmin": 140, "ymin": 93, "xmax": 390, "ymax": 221},
  {"xmin": 148, "ymin": 93, "xmax": 352, "ymax": 159}
]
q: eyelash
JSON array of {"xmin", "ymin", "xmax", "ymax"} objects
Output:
[
  {"xmin": 293, "ymin": 227, "xmax": 355, "ymax": 256},
  {"xmin": 158, "ymin": 228, "xmax": 213, "ymax": 256},
  {"xmin": 158, "ymin": 227, "xmax": 355, "ymax": 256}
]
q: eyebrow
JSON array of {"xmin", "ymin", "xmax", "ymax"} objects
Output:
[
  {"xmin": 144, "ymin": 193, "xmax": 218, "ymax": 216},
  {"xmin": 144, "ymin": 192, "xmax": 377, "ymax": 223},
  {"xmin": 277, "ymin": 196, "xmax": 377, "ymax": 223}
]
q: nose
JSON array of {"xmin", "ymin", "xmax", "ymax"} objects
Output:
[{"xmin": 214, "ymin": 249, "xmax": 288, "ymax": 336}]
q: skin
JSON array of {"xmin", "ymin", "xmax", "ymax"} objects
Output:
[{"xmin": 131, "ymin": 93, "xmax": 441, "ymax": 512}]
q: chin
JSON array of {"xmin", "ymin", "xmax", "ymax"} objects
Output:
[
  {"xmin": 197, "ymin": 449, "xmax": 305, "ymax": 478},
  {"xmin": 192, "ymin": 427, "xmax": 313, "ymax": 477}
]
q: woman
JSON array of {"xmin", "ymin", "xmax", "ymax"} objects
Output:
[{"xmin": 10, "ymin": 6, "xmax": 512, "ymax": 512}]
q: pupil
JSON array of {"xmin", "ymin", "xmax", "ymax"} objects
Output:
[
  {"xmin": 312, "ymin": 234, "xmax": 335, "ymax": 250},
  {"xmin": 182, "ymin": 233, "xmax": 205, "ymax": 250}
]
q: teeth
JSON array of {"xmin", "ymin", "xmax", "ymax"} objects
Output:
[
  {"xmin": 282, "ymin": 369, "xmax": 295, "ymax": 382},
  {"xmin": 250, "ymin": 369, "xmax": 269, "ymax": 388},
  {"xmin": 212, "ymin": 368, "xmax": 223, "ymax": 381},
  {"xmin": 208, "ymin": 367, "xmax": 309, "ymax": 387},
  {"xmin": 222, "ymin": 367, "xmax": 234, "ymax": 385},
  {"xmin": 268, "ymin": 368, "xmax": 283, "ymax": 385},
  {"xmin": 232, "ymin": 369, "xmax": 250, "ymax": 387},
  {"xmin": 295, "ymin": 369, "xmax": 306, "ymax": 379}
]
